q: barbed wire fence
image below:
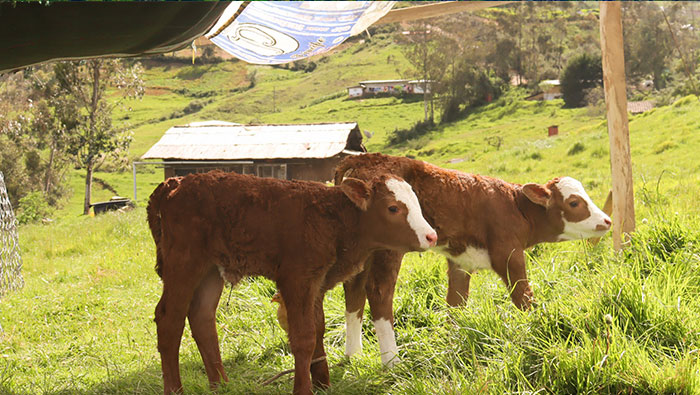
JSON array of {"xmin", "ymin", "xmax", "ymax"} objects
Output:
[{"xmin": 0, "ymin": 171, "xmax": 24, "ymax": 305}]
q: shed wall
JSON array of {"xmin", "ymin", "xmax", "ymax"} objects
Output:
[{"xmin": 162, "ymin": 156, "xmax": 345, "ymax": 183}]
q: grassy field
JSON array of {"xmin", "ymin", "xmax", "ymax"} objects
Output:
[
  {"xmin": 3, "ymin": 33, "xmax": 700, "ymax": 393},
  {"xmin": 2, "ymin": 189, "xmax": 699, "ymax": 393}
]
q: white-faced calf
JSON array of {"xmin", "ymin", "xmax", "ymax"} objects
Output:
[
  {"xmin": 147, "ymin": 170, "xmax": 436, "ymax": 395},
  {"xmin": 334, "ymin": 153, "xmax": 611, "ymax": 366}
]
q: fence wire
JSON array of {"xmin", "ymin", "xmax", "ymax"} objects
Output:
[{"xmin": 0, "ymin": 171, "xmax": 24, "ymax": 297}]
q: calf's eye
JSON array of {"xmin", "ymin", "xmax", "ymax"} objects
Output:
[
  {"xmin": 388, "ymin": 206, "xmax": 399, "ymax": 213},
  {"xmin": 569, "ymin": 201, "xmax": 579, "ymax": 208}
]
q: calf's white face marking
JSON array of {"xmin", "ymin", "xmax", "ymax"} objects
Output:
[
  {"xmin": 555, "ymin": 177, "xmax": 611, "ymax": 240},
  {"xmin": 385, "ymin": 178, "xmax": 437, "ymax": 249}
]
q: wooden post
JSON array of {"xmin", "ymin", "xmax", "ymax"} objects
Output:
[{"xmin": 599, "ymin": 2, "xmax": 635, "ymax": 250}]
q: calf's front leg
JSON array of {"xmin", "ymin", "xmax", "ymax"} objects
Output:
[
  {"xmin": 343, "ymin": 268, "xmax": 368, "ymax": 358},
  {"xmin": 365, "ymin": 250, "xmax": 403, "ymax": 367}
]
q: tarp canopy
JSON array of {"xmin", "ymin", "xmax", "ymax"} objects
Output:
[
  {"xmin": 0, "ymin": 1, "xmax": 506, "ymax": 73},
  {"xmin": 205, "ymin": 1, "xmax": 395, "ymax": 65},
  {"xmin": 0, "ymin": 2, "xmax": 229, "ymax": 73}
]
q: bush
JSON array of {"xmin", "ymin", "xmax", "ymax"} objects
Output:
[
  {"xmin": 440, "ymin": 68, "xmax": 505, "ymax": 123},
  {"xmin": 282, "ymin": 60, "xmax": 317, "ymax": 73},
  {"xmin": 16, "ymin": 192, "xmax": 52, "ymax": 224},
  {"xmin": 560, "ymin": 53, "xmax": 603, "ymax": 108},
  {"xmin": 182, "ymin": 100, "xmax": 204, "ymax": 115},
  {"xmin": 567, "ymin": 142, "xmax": 586, "ymax": 156},
  {"xmin": 387, "ymin": 118, "xmax": 436, "ymax": 145}
]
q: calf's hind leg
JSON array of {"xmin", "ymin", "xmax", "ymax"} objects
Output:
[
  {"xmin": 310, "ymin": 297, "xmax": 330, "ymax": 389},
  {"xmin": 492, "ymin": 248, "xmax": 533, "ymax": 310},
  {"xmin": 446, "ymin": 259, "xmax": 472, "ymax": 307},
  {"xmin": 155, "ymin": 257, "xmax": 208, "ymax": 394},
  {"xmin": 188, "ymin": 266, "xmax": 229, "ymax": 388},
  {"xmin": 278, "ymin": 278, "xmax": 321, "ymax": 395}
]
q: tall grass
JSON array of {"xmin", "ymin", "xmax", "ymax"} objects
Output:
[{"xmin": 2, "ymin": 196, "xmax": 699, "ymax": 394}]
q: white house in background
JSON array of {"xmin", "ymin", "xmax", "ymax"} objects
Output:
[
  {"xmin": 526, "ymin": 79, "xmax": 563, "ymax": 101},
  {"xmin": 347, "ymin": 85, "xmax": 363, "ymax": 98},
  {"xmin": 347, "ymin": 79, "xmax": 431, "ymax": 98}
]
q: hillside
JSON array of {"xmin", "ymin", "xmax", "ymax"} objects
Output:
[{"xmin": 78, "ymin": 42, "xmax": 700, "ymax": 222}]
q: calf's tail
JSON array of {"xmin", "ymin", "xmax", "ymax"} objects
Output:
[{"xmin": 147, "ymin": 178, "xmax": 179, "ymax": 278}]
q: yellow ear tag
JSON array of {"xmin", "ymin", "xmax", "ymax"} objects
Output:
[{"xmin": 191, "ymin": 41, "xmax": 197, "ymax": 65}]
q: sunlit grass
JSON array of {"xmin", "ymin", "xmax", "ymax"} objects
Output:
[{"xmin": 2, "ymin": 202, "xmax": 699, "ymax": 393}]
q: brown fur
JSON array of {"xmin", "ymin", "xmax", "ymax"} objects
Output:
[
  {"xmin": 334, "ymin": 153, "xmax": 600, "ymax": 336},
  {"xmin": 147, "ymin": 170, "xmax": 429, "ymax": 395}
]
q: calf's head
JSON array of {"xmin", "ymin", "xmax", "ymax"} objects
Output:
[
  {"xmin": 340, "ymin": 176, "xmax": 437, "ymax": 252},
  {"xmin": 522, "ymin": 176, "xmax": 612, "ymax": 241}
]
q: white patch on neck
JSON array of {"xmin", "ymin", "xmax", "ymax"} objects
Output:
[
  {"xmin": 556, "ymin": 177, "xmax": 611, "ymax": 240},
  {"xmin": 373, "ymin": 318, "xmax": 400, "ymax": 367},
  {"xmin": 345, "ymin": 309, "xmax": 364, "ymax": 357},
  {"xmin": 433, "ymin": 245, "xmax": 492, "ymax": 272},
  {"xmin": 217, "ymin": 265, "xmax": 226, "ymax": 279},
  {"xmin": 385, "ymin": 178, "xmax": 435, "ymax": 249}
]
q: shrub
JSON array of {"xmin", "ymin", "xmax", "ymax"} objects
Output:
[
  {"xmin": 16, "ymin": 192, "xmax": 52, "ymax": 224},
  {"xmin": 387, "ymin": 118, "xmax": 436, "ymax": 145},
  {"xmin": 567, "ymin": 142, "xmax": 586, "ymax": 156},
  {"xmin": 561, "ymin": 53, "xmax": 603, "ymax": 108},
  {"xmin": 440, "ymin": 68, "xmax": 506, "ymax": 123},
  {"xmin": 182, "ymin": 100, "xmax": 204, "ymax": 115}
]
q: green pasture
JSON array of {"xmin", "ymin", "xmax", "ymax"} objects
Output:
[{"xmin": 2, "ymin": 198, "xmax": 699, "ymax": 393}]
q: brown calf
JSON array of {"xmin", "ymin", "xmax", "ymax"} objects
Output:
[
  {"xmin": 147, "ymin": 170, "xmax": 436, "ymax": 395},
  {"xmin": 334, "ymin": 153, "xmax": 611, "ymax": 366}
]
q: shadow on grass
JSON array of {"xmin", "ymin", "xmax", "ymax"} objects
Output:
[{"xmin": 34, "ymin": 355, "xmax": 390, "ymax": 395}]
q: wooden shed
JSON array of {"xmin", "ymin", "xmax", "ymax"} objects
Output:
[{"xmin": 141, "ymin": 121, "xmax": 366, "ymax": 182}]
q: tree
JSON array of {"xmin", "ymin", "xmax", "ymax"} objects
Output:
[
  {"xmin": 53, "ymin": 59, "xmax": 144, "ymax": 215},
  {"xmin": 398, "ymin": 21, "xmax": 449, "ymax": 122},
  {"xmin": 0, "ymin": 67, "xmax": 71, "ymax": 208},
  {"xmin": 623, "ymin": 4, "xmax": 673, "ymax": 90},
  {"xmin": 560, "ymin": 53, "xmax": 602, "ymax": 108}
]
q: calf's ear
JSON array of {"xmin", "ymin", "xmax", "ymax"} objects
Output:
[
  {"xmin": 340, "ymin": 177, "xmax": 371, "ymax": 211},
  {"xmin": 522, "ymin": 183, "xmax": 552, "ymax": 207}
]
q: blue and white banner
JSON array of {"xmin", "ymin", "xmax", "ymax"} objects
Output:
[{"xmin": 206, "ymin": 1, "xmax": 395, "ymax": 65}]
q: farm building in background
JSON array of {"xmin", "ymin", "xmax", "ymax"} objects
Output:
[
  {"xmin": 526, "ymin": 79, "xmax": 563, "ymax": 101},
  {"xmin": 141, "ymin": 121, "xmax": 365, "ymax": 182},
  {"xmin": 347, "ymin": 79, "xmax": 431, "ymax": 98}
]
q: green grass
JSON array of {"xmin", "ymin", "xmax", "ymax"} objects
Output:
[
  {"xmin": 4, "ymin": 33, "xmax": 700, "ymax": 394},
  {"xmin": 2, "ymin": 205, "xmax": 699, "ymax": 393}
]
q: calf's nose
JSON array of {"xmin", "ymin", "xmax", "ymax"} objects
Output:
[
  {"xmin": 596, "ymin": 218, "xmax": 612, "ymax": 231},
  {"xmin": 425, "ymin": 232, "xmax": 438, "ymax": 247}
]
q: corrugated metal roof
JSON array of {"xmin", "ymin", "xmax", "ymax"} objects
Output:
[
  {"xmin": 142, "ymin": 121, "xmax": 362, "ymax": 160},
  {"xmin": 359, "ymin": 79, "xmax": 409, "ymax": 85},
  {"xmin": 627, "ymin": 100, "xmax": 655, "ymax": 114}
]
